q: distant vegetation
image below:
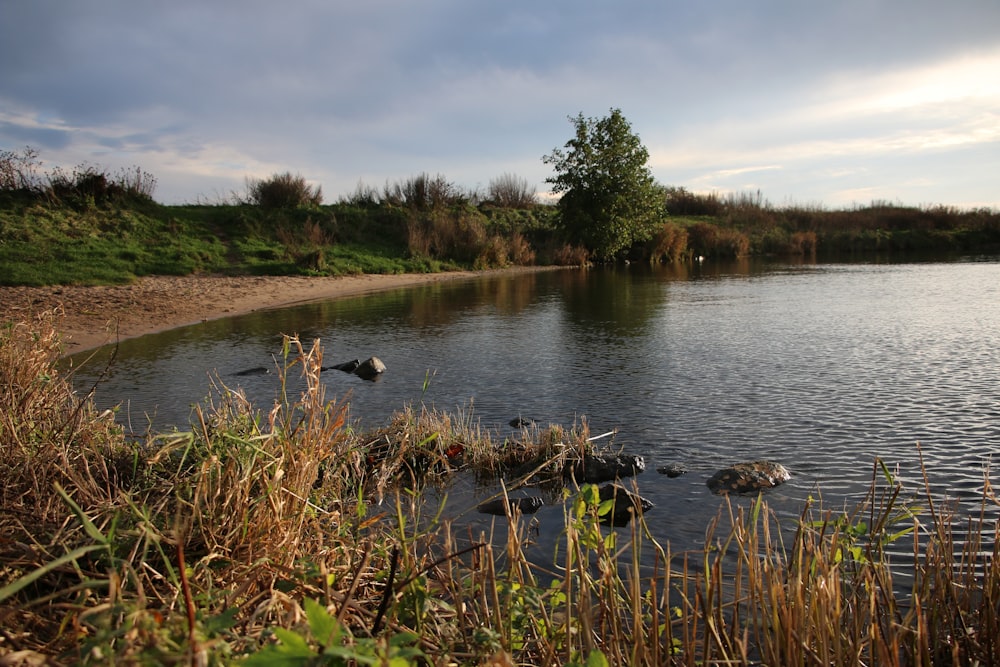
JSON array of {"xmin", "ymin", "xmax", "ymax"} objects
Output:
[{"xmin": 1, "ymin": 144, "xmax": 998, "ymax": 287}]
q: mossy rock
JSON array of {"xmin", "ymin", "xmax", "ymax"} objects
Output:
[{"xmin": 706, "ymin": 460, "xmax": 790, "ymax": 495}]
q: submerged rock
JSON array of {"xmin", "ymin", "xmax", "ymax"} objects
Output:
[
  {"xmin": 234, "ymin": 366, "xmax": 271, "ymax": 377},
  {"xmin": 322, "ymin": 356, "xmax": 386, "ymax": 381},
  {"xmin": 569, "ymin": 453, "xmax": 646, "ymax": 483},
  {"xmin": 325, "ymin": 359, "xmax": 361, "ymax": 373},
  {"xmin": 706, "ymin": 460, "xmax": 790, "ymax": 495},
  {"xmin": 477, "ymin": 496, "xmax": 544, "ymax": 516},
  {"xmin": 656, "ymin": 463, "xmax": 687, "ymax": 478},
  {"xmin": 597, "ymin": 484, "xmax": 653, "ymax": 527},
  {"xmin": 509, "ymin": 416, "xmax": 536, "ymax": 428}
]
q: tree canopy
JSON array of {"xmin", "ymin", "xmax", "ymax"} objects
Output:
[{"xmin": 543, "ymin": 108, "xmax": 663, "ymax": 260}]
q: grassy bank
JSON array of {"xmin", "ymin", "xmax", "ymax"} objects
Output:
[
  {"xmin": 2, "ymin": 314, "xmax": 999, "ymax": 665},
  {"xmin": 3, "ymin": 161, "xmax": 1000, "ymax": 287},
  {"xmin": 0, "ymin": 189, "xmax": 561, "ymax": 286}
]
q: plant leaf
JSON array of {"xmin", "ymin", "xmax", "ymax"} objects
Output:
[
  {"xmin": 0, "ymin": 544, "xmax": 106, "ymax": 603},
  {"xmin": 304, "ymin": 597, "xmax": 339, "ymax": 647}
]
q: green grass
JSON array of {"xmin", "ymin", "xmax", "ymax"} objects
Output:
[{"xmin": 0, "ymin": 194, "xmax": 555, "ymax": 286}]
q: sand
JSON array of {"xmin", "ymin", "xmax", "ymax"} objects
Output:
[{"xmin": 1, "ymin": 269, "xmax": 549, "ymax": 354}]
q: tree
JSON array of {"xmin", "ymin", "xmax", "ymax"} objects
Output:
[{"xmin": 543, "ymin": 109, "xmax": 663, "ymax": 260}]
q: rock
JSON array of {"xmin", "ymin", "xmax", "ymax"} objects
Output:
[
  {"xmin": 324, "ymin": 359, "xmax": 361, "ymax": 373},
  {"xmin": 321, "ymin": 357, "xmax": 385, "ymax": 380},
  {"xmin": 597, "ymin": 484, "xmax": 653, "ymax": 526},
  {"xmin": 569, "ymin": 453, "xmax": 645, "ymax": 484},
  {"xmin": 234, "ymin": 366, "xmax": 271, "ymax": 377},
  {"xmin": 355, "ymin": 356, "xmax": 386, "ymax": 380},
  {"xmin": 656, "ymin": 463, "xmax": 687, "ymax": 478},
  {"xmin": 509, "ymin": 416, "xmax": 536, "ymax": 428},
  {"xmin": 477, "ymin": 496, "xmax": 544, "ymax": 516},
  {"xmin": 706, "ymin": 461, "xmax": 790, "ymax": 495}
]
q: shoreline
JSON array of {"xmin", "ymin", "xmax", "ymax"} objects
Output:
[{"xmin": 1, "ymin": 267, "xmax": 557, "ymax": 355}]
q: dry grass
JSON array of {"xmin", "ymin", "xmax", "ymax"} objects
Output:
[{"xmin": 3, "ymin": 314, "xmax": 1000, "ymax": 665}]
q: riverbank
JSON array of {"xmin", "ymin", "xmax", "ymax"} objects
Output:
[{"xmin": 0, "ymin": 267, "xmax": 554, "ymax": 354}]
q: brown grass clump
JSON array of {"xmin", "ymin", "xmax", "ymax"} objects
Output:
[
  {"xmin": 650, "ymin": 221, "xmax": 690, "ymax": 262},
  {"xmin": 552, "ymin": 243, "xmax": 591, "ymax": 266}
]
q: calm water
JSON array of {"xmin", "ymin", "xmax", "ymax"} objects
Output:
[{"xmin": 69, "ymin": 257, "xmax": 1000, "ymax": 554}]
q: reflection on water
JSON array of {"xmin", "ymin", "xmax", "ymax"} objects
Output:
[{"xmin": 68, "ymin": 257, "xmax": 1000, "ymax": 553}]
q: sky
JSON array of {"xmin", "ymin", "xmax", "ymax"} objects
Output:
[{"xmin": 2, "ymin": 1, "xmax": 998, "ymax": 208}]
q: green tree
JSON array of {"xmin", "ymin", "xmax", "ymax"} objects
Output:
[{"xmin": 543, "ymin": 108, "xmax": 663, "ymax": 260}]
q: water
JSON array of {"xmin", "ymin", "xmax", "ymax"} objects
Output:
[{"xmin": 68, "ymin": 257, "xmax": 1000, "ymax": 555}]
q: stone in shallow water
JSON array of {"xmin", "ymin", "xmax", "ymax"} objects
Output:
[
  {"xmin": 706, "ymin": 461, "xmax": 790, "ymax": 495},
  {"xmin": 598, "ymin": 484, "xmax": 653, "ymax": 527},
  {"xmin": 355, "ymin": 356, "xmax": 386, "ymax": 381},
  {"xmin": 569, "ymin": 453, "xmax": 646, "ymax": 483},
  {"xmin": 477, "ymin": 496, "xmax": 544, "ymax": 516},
  {"xmin": 656, "ymin": 463, "xmax": 687, "ymax": 478}
]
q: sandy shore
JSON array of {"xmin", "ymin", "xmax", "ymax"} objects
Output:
[{"xmin": 1, "ymin": 268, "xmax": 549, "ymax": 354}]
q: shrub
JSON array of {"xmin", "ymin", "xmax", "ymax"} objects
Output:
[
  {"xmin": 552, "ymin": 243, "xmax": 590, "ymax": 266},
  {"xmin": 0, "ymin": 145, "xmax": 43, "ymax": 192},
  {"xmin": 508, "ymin": 231, "xmax": 536, "ymax": 265},
  {"xmin": 663, "ymin": 186, "xmax": 723, "ymax": 216},
  {"xmin": 406, "ymin": 208, "xmax": 489, "ymax": 262},
  {"xmin": 42, "ymin": 163, "xmax": 158, "ymax": 208},
  {"xmin": 487, "ymin": 173, "xmax": 536, "ymax": 209},
  {"xmin": 649, "ymin": 221, "xmax": 689, "ymax": 262},
  {"xmin": 383, "ymin": 173, "xmax": 466, "ymax": 210},
  {"xmin": 246, "ymin": 172, "xmax": 323, "ymax": 209},
  {"xmin": 687, "ymin": 221, "xmax": 749, "ymax": 258},
  {"xmin": 338, "ymin": 180, "xmax": 382, "ymax": 207}
]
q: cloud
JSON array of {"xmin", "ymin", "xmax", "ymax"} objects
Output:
[{"xmin": 1, "ymin": 1, "xmax": 998, "ymax": 206}]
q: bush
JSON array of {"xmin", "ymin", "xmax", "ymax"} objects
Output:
[
  {"xmin": 552, "ymin": 243, "xmax": 590, "ymax": 266},
  {"xmin": 687, "ymin": 221, "xmax": 750, "ymax": 258},
  {"xmin": 0, "ymin": 146, "xmax": 43, "ymax": 192},
  {"xmin": 663, "ymin": 186, "xmax": 723, "ymax": 216},
  {"xmin": 41, "ymin": 163, "xmax": 157, "ymax": 209},
  {"xmin": 487, "ymin": 173, "xmax": 536, "ymax": 209},
  {"xmin": 649, "ymin": 221, "xmax": 689, "ymax": 262},
  {"xmin": 382, "ymin": 173, "xmax": 471, "ymax": 210},
  {"xmin": 246, "ymin": 172, "xmax": 323, "ymax": 209}
]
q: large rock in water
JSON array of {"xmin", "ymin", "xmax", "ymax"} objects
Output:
[
  {"xmin": 706, "ymin": 460, "xmax": 790, "ymax": 495},
  {"xmin": 569, "ymin": 453, "xmax": 646, "ymax": 483},
  {"xmin": 328, "ymin": 359, "xmax": 361, "ymax": 373},
  {"xmin": 355, "ymin": 356, "xmax": 387, "ymax": 381},
  {"xmin": 598, "ymin": 484, "xmax": 653, "ymax": 526}
]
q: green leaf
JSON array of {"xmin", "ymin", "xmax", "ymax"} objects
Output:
[
  {"xmin": 304, "ymin": 598, "xmax": 339, "ymax": 647},
  {"xmin": 0, "ymin": 544, "xmax": 106, "ymax": 603},
  {"xmin": 271, "ymin": 628, "xmax": 313, "ymax": 654},
  {"xmin": 388, "ymin": 631, "xmax": 421, "ymax": 647},
  {"xmin": 242, "ymin": 647, "xmax": 310, "ymax": 667},
  {"xmin": 54, "ymin": 482, "xmax": 109, "ymax": 546},
  {"xmin": 203, "ymin": 607, "xmax": 239, "ymax": 635},
  {"xmin": 243, "ymin": 628, "xmax": 315, "ymax": 666},
  {"xmin": 586, "ymin": 649, "xmax": 610, "ymax": 667},
  {"xmin": 597, "ymin": 499, "xmax": 614, "ymax": 517}
]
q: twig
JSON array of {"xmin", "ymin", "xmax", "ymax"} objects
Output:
[
  {"xmin": 371, "ymin": 546, "xmax": 399, "ymax": 635},
  {"xmin": 177, "ymin": 539, "xmax": 199, "ymax": 665}
]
